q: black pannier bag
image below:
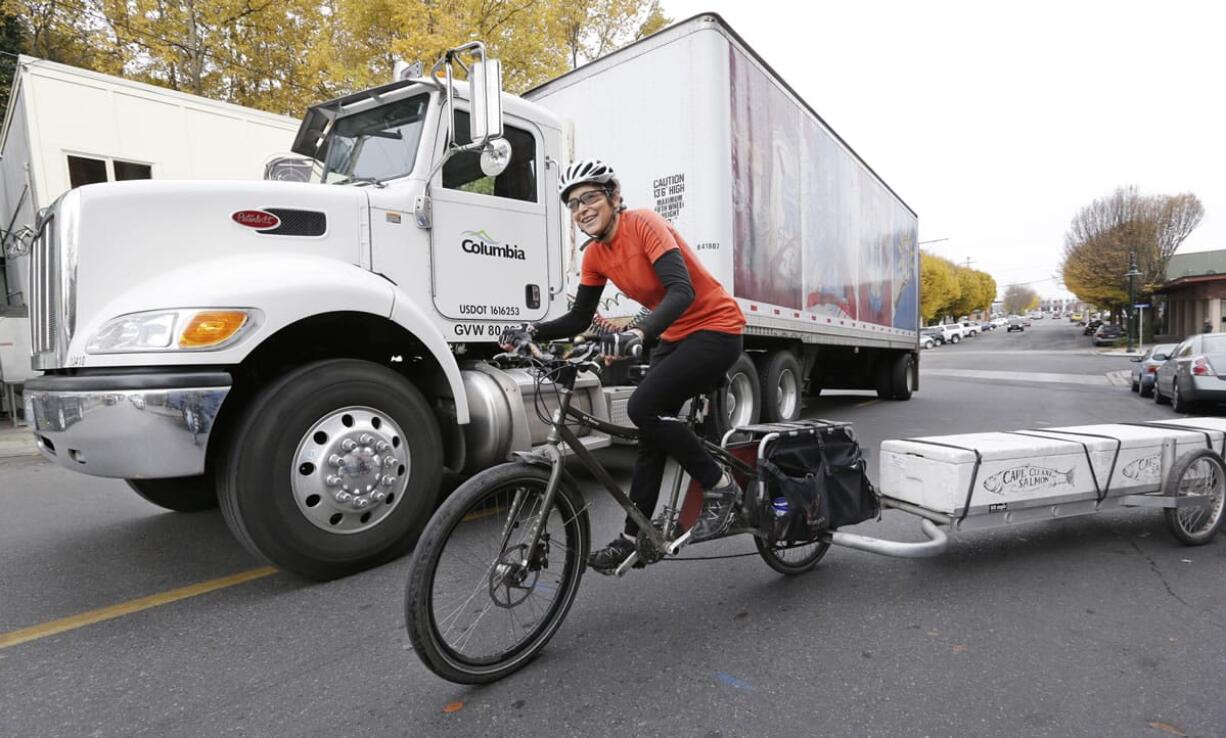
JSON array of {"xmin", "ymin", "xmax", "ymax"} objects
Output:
[{"xmin": 756, "ymin": 422, "xmax": 880, "ymax": 542}]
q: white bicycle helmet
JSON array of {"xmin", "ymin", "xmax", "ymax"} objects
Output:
[{"xmin": 558, "ymin": 159, "xmax": 617, "ymax": 201}]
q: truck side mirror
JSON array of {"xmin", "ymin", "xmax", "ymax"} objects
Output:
[{"xmin": 469, "ymin": 57, "xmax": 503, "ymax": 144}]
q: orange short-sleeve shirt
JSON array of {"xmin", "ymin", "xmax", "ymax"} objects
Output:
[{"xmin": 579, "ymin": 209, "xmax": 745, "ymax": 342}]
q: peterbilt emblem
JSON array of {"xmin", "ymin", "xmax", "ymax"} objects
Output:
[{"xmin": 232, "ymin": 210, "xmax": 280, "ymax": 229}]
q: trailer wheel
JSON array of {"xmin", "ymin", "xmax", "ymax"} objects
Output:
[
  {"xmin": 1163, "ymin": 448, "xmax": 1226, "ymax": 546},
  {"xmin": 717, "ymin": 353, "xmax": 760, "ymax": 430},
  {"xmin": 876, "ymin": 353, "xmax": 914, "ymax": 401},
  {"xmin": 125, "ymin": 475, "xmax": 218, "ymax": 513},
  {"xmin": 757, "ymin": 350, "xmax": 802, "ymax": 423},
  {"xmin": 218, "ymin": 359, "xmax": 443, "ymax": 580}
]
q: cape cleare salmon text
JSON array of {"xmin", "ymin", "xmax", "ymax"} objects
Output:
[{"xmin": 983, "ymin": 464, "xmax": 1076, "ymax": 495}]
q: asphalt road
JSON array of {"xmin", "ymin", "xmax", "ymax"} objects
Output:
[{"xmin": 3, "ymin": 318, "xmax": 1224, "ymax": 737}]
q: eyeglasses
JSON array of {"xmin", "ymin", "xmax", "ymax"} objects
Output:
[{"xmin": 565, "ymin": 190, "xmax": 609, "ymax": 212}]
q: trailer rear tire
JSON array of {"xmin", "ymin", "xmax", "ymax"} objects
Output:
[
  {"xmin": 876, "ymin": 353, "xmax": 914, "ymax": 401},
  {"xmin": 218, "ymin": 359, "xmax": 443, "ymax": 580},
  {"xmin": 126, "ymin": 475, "xmax": 218, "ymax": 513},
  {"xmin": 718, "ymin": 353, "xmax": 760, "ymax": 429},
  {"xmin": 757, "ymin": 350, "xmax": 802, "ymax": 423},
  {"xmin": 1163, "ymin": 448, "xmax": 1226, "ymax": 546}
]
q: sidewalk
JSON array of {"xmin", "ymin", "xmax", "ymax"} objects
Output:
[{"xmin": 0, "ymin": 423, "xmax": 39, "ymax": 458}]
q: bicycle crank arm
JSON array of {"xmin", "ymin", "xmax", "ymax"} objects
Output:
[{"xmin": 665, "ymin": 530, "xmax": 692, "ymax": 556}]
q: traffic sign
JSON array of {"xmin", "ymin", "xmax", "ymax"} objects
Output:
[{"xmin": 1133, "ymin": 304, "xmax": 1150, "ymax": 309}]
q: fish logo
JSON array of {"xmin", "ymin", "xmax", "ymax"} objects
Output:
[
  {"xmin": 983, "ymin": 464, "xmax": 1076, "ymax": 495},
  {"xmin": 1121, "ymin": 455, "xmax": 1162, "ymax": 482}
]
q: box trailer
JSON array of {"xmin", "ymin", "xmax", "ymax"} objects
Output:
[
  {"xmin": 21, "ymin": 14, "xmax": 917, "ymax": 578},
  {"xmin": 0, "ymin": 55, "xmax": 301, "ymax": 307},
  {"xmin": 526, "ymin": 17, "xmax": 919, "ymax": 409},
  {"xmin": 0, "ymin": 56, "xmax": 299, "ymax": 420}
]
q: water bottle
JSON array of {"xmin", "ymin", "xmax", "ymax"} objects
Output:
[{"xmin": 771, "ymin": 497, "xmax": 789, "ymax": 517}]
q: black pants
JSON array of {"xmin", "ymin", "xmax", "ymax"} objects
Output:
[{"xmin": 624, "ymin": 330, "xmax": 743, "ymax": 535}]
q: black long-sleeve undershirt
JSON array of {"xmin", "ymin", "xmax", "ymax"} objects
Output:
[{"xmin": 533, "ymin": 249, "xmax": 696, "ymax": 342}]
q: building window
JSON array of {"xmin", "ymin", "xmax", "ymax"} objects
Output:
[
  {"xmin": 67, "ymin": 155, "xmax": 153, "ymax": 188},
  {"xmin": 67, "ymin": 155, "xmax": 108, "ymax": 188},
  {"xmin": 114, "ymin": 160, "xmax": 152, "ymax": 181}
]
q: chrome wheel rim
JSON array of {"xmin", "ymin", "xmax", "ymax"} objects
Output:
[
  {"xmin": 1175, "ymin": 457, "xmax": 1225, "ymax": 535},
  {"xmin": 726, "ymin": 371, "xmax": 755, "ymax": 427},
  {"xmin": 775, "ymin": 368, "xmax": 799, "ymax": 419},
  {"xmin": 291, "ymin": 405, "xmax": 410, "ymax": 534}
]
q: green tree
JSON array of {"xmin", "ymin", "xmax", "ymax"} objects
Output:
[{"xmin": 0, "ymin": 8, "xmax": 24, "ymax": 115}]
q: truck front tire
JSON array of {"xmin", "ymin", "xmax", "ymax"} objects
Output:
[
  {"xmin": 125, "ymin": 475, "xmax": 218, "ymax": 513},
  {"xmin": 219, "ymin": 359, "xmax": 443, "ymax": 580}
]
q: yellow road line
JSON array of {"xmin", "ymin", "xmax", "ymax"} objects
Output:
[
  {"xmin": 855, "ymin": 399, "xmax": 880, "ymax": 408},
  {"xmin": 0, "ymin": 566, "xmax": 277, "ymax": 650}
]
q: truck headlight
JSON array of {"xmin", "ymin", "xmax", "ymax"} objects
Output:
[{"xmin": 86, "ymin": 309, "xmax": 258, "ymax": 353}]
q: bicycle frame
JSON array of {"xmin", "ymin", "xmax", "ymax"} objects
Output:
[{"xmin": 511, "ymin": 359, "xmax": 756, "ymax": 569}]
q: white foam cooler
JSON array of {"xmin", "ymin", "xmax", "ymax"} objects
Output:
[{"xmin": 878, "ymin": 420, "xmax": 1226, "ymax": 517}]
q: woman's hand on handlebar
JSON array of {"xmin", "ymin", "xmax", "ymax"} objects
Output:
[
  {"xmin": 599, "ymin": 329, "xmax": 643, "ymax": 365},
  {"xmin": 498, "ymin": 323, "xmax": 537, "ymax": 352}
]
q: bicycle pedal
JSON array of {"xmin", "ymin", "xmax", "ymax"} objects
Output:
[{"xmin": 613, "ymin": 552, "xmax": 640, "ymax": 577}]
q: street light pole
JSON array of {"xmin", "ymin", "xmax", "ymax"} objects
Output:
[{"xmin": 1125, "ymin": 250, "xmax": 1142, "ymax": 353}]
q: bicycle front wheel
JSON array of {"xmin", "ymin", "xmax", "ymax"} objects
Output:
[{"xmin": 405, "ymin": 463, "xmax": 590, "ymax": 684}]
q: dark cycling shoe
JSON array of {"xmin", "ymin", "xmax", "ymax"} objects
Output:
[
  {"xmin": 588, "ymin": 536, "xmax": 637, "ymax": 573},
  {"xmin": 688, "ymin": 473, "xmax": 740, "ymax": 542}
]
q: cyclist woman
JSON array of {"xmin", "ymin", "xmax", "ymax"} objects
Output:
[{"xmin": 500, "ymin": 159, "xmax": 746, "ymax": 572}]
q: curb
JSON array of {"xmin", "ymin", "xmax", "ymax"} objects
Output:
[{"xmin": 0, "ymin": 428, "xmax": 40, "ymax": 459}]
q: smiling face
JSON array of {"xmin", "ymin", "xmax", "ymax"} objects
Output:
[{"xmin": 567, "ymin": 184, "xmax": 619, "ymax": 238}]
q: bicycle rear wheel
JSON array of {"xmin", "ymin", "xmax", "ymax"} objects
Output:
[
  {"xmin": 405, "ymin": 463, "xmax": 590, "ymax": 684},
  {"xmin": 755, "ymin": 536, "xmax": 830, "ymax": 575}
]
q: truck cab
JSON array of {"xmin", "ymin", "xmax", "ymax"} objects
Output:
[{"xmin": 22, "ymin": 46, "xmax": 588, "ymax": 580}]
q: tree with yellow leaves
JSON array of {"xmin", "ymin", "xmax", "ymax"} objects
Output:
[{"xmin": 4, "ymin": 0, "xmax": 670, "ymax": 117}]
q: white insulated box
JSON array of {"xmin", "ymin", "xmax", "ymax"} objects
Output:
[{"xmin": 878, "ymin": 421, "xmax": 1226, "ymax": 516}]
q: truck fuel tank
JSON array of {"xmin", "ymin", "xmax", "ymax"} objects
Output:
[{"xmin": 459, "ymin": 362, "xmax": 603, "ymax": 475}]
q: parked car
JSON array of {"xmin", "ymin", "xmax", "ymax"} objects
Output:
[
  {"xmin": 1082, "ymin": 319, "xmax": 1103, "ymax": 336},
  {"xmin": 1092, "ymin": 324, "xmax": 1124, "ymax": 346},
  {"xmin": 1070, "ymin": 312, "xmax": 1083, "ymax": 323},
  {"xmin": 1023, "ymin": 318, "xmax": 1033, "ymax": 327},
  {"xmin": 1130, "ymin": 343, "xmax": 1177, "ymax": 397},
  {"xmin": 1154, "ymin": 333, "xmax": 1226, "ymax": 412},
  {"xmin": 960, "ymin": 321, "xmax": 980, "ymax": 337},
  {"xmin": 1006, "ymin": 317, "xmax": 1024, "ymax": 332},
  {"xmin": 919, "ymin": 328, "xmax": 940, "ymax": 349},
  {"xmin": 979, "ymin": 321, "xmax": 995, "ymax": 332},
  {"xmin": 992, "ymin": 317, "xmax": 1008, "ymax": 327},
  {"xmin": 928, "ymin": 324, "xmax": 964, "ymax": 344}
]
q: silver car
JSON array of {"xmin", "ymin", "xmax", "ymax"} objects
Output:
[
  {"xmin": 1130, "ymin": 343, "xmax": 1176, "ymax": 398},
  {"xmin": 1153, "ymin": 333, "xmax": 1226, "ymax": 412}
]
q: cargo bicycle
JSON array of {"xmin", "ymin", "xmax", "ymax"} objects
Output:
[
  {"xmin": 404, "ymin": 341, "xmax": 1226, "ymax": 685},
  {"xmin": 403, "ymin": 339, "xmax": 866, "ymax": 684}
]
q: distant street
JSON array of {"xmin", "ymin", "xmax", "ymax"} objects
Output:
[{"xmin": 3, "ymin": 317, "xmax": 1224, "ymax": 737}]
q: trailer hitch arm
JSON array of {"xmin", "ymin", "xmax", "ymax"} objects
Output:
[{"xmin": 827, "ymin": 518, "xmax": 949, "ymax": 558}]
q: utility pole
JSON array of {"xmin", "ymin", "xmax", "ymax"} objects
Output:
[{"xmin": 1125, "ymin": 250, "xmax": 1142, "ymax": 353}]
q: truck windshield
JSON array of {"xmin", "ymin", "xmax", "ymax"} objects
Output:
[{"xmin": 323, "ymin": 94, "xmax": 428, "ymax": 183}]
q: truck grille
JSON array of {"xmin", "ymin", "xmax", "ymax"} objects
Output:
[{"xmin": 29, "ymin": 211, "xmax": 59, "ymax": 365}]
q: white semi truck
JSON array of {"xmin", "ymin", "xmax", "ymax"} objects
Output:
[{"xmin": 23, "ymin": 14, "xmax": 918, "ymax": 579}]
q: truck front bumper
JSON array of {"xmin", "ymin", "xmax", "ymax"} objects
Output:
[{"xmin": 23, "ymin": 371, "xmax": 232, "ymax": 479}]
